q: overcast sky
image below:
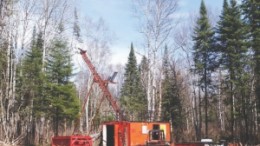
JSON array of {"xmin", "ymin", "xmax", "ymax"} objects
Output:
[{"xmin": 78, "ymin": 0, "xmax": 225, "ymax": 64}]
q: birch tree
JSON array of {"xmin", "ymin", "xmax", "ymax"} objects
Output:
[
  {"xmin": 36, "ymin": 0, "xmax": 71, "ymax": 67},
  {"xmin": 17, "ymin": 0, "xmax": 38, "ymax": 60},
  {"xmin": 0, "ymin": 0, "xmax": 24, "ymax": 145},
  {"xmin": 133, "ymin": 0, "xmax": 178, "ymax": 120},
  {"xmin": 35, "ymin": 0, "xmax": 72, "ymax": 144},
  {"xmin": 75, "ymin": 17, "xmax": 113, "ymax": 133}
]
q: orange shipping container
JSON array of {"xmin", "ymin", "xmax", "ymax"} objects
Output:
[{"xmin": 102, "ymin": 121, "xmax": 172, "ymax": 146}]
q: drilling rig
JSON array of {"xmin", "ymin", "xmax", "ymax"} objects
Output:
[{"xmin": 51, "ymin": 48, "xmax": 173, "ymax": 146}]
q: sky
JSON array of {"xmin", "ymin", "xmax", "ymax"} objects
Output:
[{"xmin": 78, "ymin": 0, "xmax": 225, "ymax": 64}]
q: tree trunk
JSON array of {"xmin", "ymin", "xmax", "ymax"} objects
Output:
[
  {"xmin": 231, "ymin": 81, "xmax": 235, "ymax": 140},
  {"xmin": 218, "ymin": 69, "xmax": 225, "ymax": 131},
  {"xmin": 158, "ymin": 77, "xmax": 162, "ymax": 121},
  {"xmin": 192, "ymin": 82, "xmax": 199, "ymax": 140}
]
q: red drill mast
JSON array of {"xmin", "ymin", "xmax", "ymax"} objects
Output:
[{"xmin": 79, "ymin": 48, "xmax": 122, "ymax": 120}]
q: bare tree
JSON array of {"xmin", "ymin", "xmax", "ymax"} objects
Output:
[
  {"xmin": 0, "ymin": 0, "xmax": 24, "ymax": 145},
  {"xmin": 133, "ymin": 0, "xmax": 178, "ymax": 120},
  {"xmin": 17, "ymin": 0, "xmax": 37, "ymax": 59},
  {"xmin": 74, "ymin": 16, "xmax": 113, "ymax": 134},
  {"xmin": 36, "ymin": 0, "xmax": 71, "ymax": 66}
]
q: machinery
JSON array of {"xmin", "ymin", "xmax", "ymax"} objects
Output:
[
  {"xmin": 51, "ymin": 135, "xmax": 92, "ymax": 146},
  {"xmin": 78, "ymin": 49, "xmax": 122, "ymax": 120},
  {"xmin": 52, "ymin": 48, "xmax": 174, "ymax": 146},
  {"xmin": 101, "ymin": 121, "xmax": 173, "ymax": 146},
  {"xmin": 146, "ymin": 130, "xmax": 170, "ymax": 146}
]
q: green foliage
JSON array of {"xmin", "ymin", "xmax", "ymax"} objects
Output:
[
  {"xmin": 45, "ymin": 83, "xmax": 80, "ymax": 120},
  {"xmin": 16, "ymin": 27, "xmax": 80, "ymax": 137},
  {"xmin": 120, "ymin": 43, "xmax": 147, "ymax": 120},
  {"xmin": 216, "ymin": 0, "xmax": 249, "ymax": 95},
  {"xmin": 139, "ymin": 56, "xmax": 149, "ymax": 95},
  {"xmin": 45, "ymin": 32, "xmax": 80, "ymax": 134},
  {"xmin": 192, "ymin": 0, "xmax": 216, "ymax": 87},
  {"xmin": 161, "ymin": 46, "xmax": 182, "ymax": 121},
  {"xmin": 17, "ymin": 30, "xmax": 45, "ymax": 117},
  {"xmin": 242, "ymin": 0, "xmax": 260, "ymax": 115},
  {"xmin": 161, "ymin": 46, "xmax": 183, "ymax": 141},
  {"xmin": 46, "ymin": 40, "xmax": 72, "ymax": 84},
  {"xmin": 161, "ymin": 46, "xmax": 172, "ymax": 121},
  {"xmin": 216, "ymin": 0, "xmax": 250, "ymax": 141},
  {"xmin": 192, "ymin": 0, "xmax": 216, "ymax": 137},
  {"xmin": 139, "ymin": 56, "xmax": 149, "ymax": 72},
  {"xmin": 217, "ymin": 0, "xmax": 248, "ymax": 71}
]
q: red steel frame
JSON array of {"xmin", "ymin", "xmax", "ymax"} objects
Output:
[
  {"xmin": 79, "ymin": 48, "xmax": 127, "ymax": 146},
  {"xmin": 79, "ymin": 49, "xmax": 122, "ymax": 120}
]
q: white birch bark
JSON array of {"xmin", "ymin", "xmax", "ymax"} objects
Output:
[
  {"xmin": 133, "ymin": 0, "xmax": 178, "ymax": 120},
  {"xmin": 3, "ymin": 2, "xmax": 19, "ymax": 143},
  {"xmin": 217, "ymin": 69, "xmax": 225, "ymax": 131}
]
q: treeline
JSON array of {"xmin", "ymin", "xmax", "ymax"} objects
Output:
[
  {"xmin": 120, "ymin": 0, "xmax": 260, "ymax": 145},
  {"xmin": 0, "ymin": 0, "xmax": 80, "ymax": 145},
  {"xmin": 190, "ymin": 0, "xmax": 260, "ymax": 144},
  {"xmin": 15, "ymin": 26, "xmax": 79, "ymax": 145},
  {"xmin": 0, "ymin": 0, "xmax": 260, "ymax": 145}
]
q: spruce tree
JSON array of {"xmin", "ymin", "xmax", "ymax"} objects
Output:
[
  {"xmin": 242, "ymin": 0, "xmax": 260, "ymax": 118},
  {"xmin": 216, "ymin": 0, "xmax": 248, "ymax": 140},
  {"xmin": 73, "ymin": 8, "xmax": 81, "ymax": 42},
  {"xmin": 139, "ymin": 56, "xmax": 149, "ymax": 96},
  {"xmin": 120, "ymin": 43, "xmax": 146, "ymax": 120},
  {"xmin": 15, "ymin": 29, "xmax": 45, "ymax": 145},
  {"xmin": 192, "ymin": 0, "xmax": 215, "ymax": 138},
  {"xmin": 161, "ymin": 46, "xmax": 171, "ymax": 121},
  {"xmin": 161, "ymin": 45, "xmax": 172, "ymax": 121},
  {"xmin": 19, "ymin": 29, "xmax": 46, "ymax": 118},
  {"xmin": 161, "ymin": 46, "xmax": 183, "ymax": 141},
  {"xmin": 45, "ymin": 26, "xmax": 80, "ymax": 135}
]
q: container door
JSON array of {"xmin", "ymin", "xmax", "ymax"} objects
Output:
[
  {"xmin": 152, "ymin": 124, "xmax": 160, "ymax": 140},
  {"xmin": 107, "ymin": 125, "xmax": 115, "ymax": 146}
]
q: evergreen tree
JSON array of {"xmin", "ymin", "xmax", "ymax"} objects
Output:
[
  {"xmin": 216, "ymin": 0, "xmax": 248, "ymax": 141},
  {"xmin": 20, "ymin": 30, "xmax": 45, "ymax": 117},
  {"xmin": 161, "ymin": 46, "xmax": 172, "ymax": 121},
  {"xmin": 45, "ymin": 27, "xmax": 80, "ymax": 135},
  {"xmin": 16, "ymin": 27, "xmax": 38, "ymax": 107},
  {"xmin": 120, "ymin": 43, "xmax": 147, "ymax": 120},
  {"xmin": 161, "ymin": 45, "xmax": 183, "ymax": 141},
  {"xmin": 73, "ymin": 7, "xmax": 81, "ymax": 42},
  {"xmin": 15, "ymin": 28, "xmax": 45, "ymax": 145},
  {"xmin": 242, "ymin": 0, "xmax": 260, "ymax": 118},
  {"xmin": 192, "ymin": 0, "xmax": 216, "ymax": 138},
  {"xmin": 139, "ymin": 56, "xmax": 149, "ymax": 97}
]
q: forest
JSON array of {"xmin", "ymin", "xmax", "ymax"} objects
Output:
[{"xmin": 0, "ymin": 0, "xmax": 260, "ymax": 145}]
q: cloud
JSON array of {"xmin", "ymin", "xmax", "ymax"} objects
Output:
[{"xmin": 110, "ymin": 46, "xmax": 129, "ymax": 65}]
